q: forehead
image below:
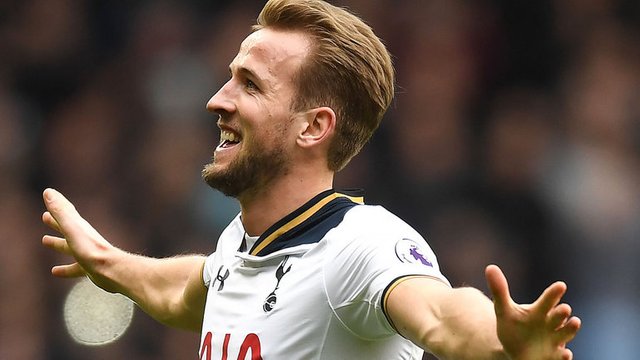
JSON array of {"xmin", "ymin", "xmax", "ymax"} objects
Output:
[{"xmin": 232, "ymin": 28, "xmax": 311, "ymax": 86}]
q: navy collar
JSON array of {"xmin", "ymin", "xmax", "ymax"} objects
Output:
[{"xmin": 248, "ymin": 189, "xmax": 364, "ymax": 256}]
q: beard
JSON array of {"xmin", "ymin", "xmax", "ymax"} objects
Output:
[{"xmin": 202, "ymin": 139, "xmax": 290, "ymax": 199}]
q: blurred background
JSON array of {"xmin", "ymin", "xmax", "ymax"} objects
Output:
[{"xmin": 1, "ymin": 0, "xmax": 639, "ymax": 359}]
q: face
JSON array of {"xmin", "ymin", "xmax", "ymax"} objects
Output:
[{"xmin": 202, "ymin": 28, "xmax": 311, "ymax": 199}]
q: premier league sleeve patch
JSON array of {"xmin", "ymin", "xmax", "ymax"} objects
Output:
[{"xmin": 394, "ymin": 238, "xmax": 433, "ymax": 267}]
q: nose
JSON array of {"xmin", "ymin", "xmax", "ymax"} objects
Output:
[{"xmin": 206, "ymin": 80, "xmax": 236, "ymax": 116}]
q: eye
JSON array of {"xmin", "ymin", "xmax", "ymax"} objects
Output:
[{"xmin": 245, "ymin": 79, "xmax": 259, "ymax": 91}]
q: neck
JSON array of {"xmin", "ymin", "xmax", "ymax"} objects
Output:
[{"xmin": 238, "ymin": 167, "xmax": 334, "ymax": 236}]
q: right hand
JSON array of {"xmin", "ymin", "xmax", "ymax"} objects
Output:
[{"xmin": 42, "ymin": 188, "xmax": 121, "ymax": 292}]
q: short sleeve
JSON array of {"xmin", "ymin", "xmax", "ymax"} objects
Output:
[
  {"xmin": 323, "ymin": 206, "xmax": 450, "ymax": 340},
  {"xmin": 202, "ymin": 212, "xmax": 243, "ymax": 288},
  {"xmin": 202, "ymin": 252, "xmax": 217, "ymax": 288}
]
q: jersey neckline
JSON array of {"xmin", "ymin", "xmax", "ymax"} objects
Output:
[{"xmin": 247, "ymin": 189, "xmax": 364, "ymax": 257}]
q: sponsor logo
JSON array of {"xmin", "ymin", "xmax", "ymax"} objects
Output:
[
  {"xmin": 395, "ymin": 238, "xmax": 433, "ymax": 267},
  {"xmin": 213, "ymin": 265, "xmax": 230, "ymax": 291}
]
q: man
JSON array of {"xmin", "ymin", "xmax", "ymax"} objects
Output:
[{"xmin": 42, "ymin": 0, "xmax": 581, "ymax": 359}]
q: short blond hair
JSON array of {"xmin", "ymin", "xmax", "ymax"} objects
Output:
[{"xmin": 254, "ymin": 0, "xmax": 395, "ymax": 171}]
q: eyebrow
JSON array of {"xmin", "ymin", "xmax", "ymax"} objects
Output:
[{"xmin": 230, "ymin": 64, "xmax": 263, "ymax": 84}]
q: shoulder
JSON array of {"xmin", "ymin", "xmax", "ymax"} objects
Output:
[
  {"xmin": 203, "ymin": 213, "xmax": 243, "ymax": 285},
  {"xmin": 339, "ymin": 204, "xmax": 422, "ymax": 241},
  {"xmin": 324, "ymin": 204, "xmax": 432, "ymax": 264},
  {"xmin": 215, "ymin": 212, "xmax": 244, "ymax": 252},
  {"xmin": 326, "ymin": 204, "xmax": 443, "ymax": 275}
]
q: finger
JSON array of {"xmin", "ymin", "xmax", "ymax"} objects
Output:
[
  {"xmin": 485, "ymin": 264, "xmax": 512, "ymax": 315},
  {"xmin": 534, "ymin": 281, "xmax": 567, "ymax": 315},
  {"xmin": 554, "ymin": 316, "xmax": 581, "ymax": 344},
  {"xmin": 52, "ymin": 263, "xmax": 86, "ymax": 278},
  {"xmin": 547, "ymin": 303, "xmax": 572, "ymax": 330},
  {"xmin": 42, "ymin": 211, "xmax": 63, "ymax": 233},
  {"xmin": 561, "ymin": 348, "xmax": 573, "ymax": 360},
  {"xmin": 42, "ymin": 235, "xmax": 72, "ymax": 255},
  {"xmin": 43, "ymin": 188, "xmax": 85, "ymax": 237}
]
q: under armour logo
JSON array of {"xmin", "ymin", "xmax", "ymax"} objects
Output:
[
  {"xmin": 213, "ymin": 265, "xmax": 230, "ymax": 291},
  {"xmin": 263, "ymin": 256, "xmax": 292, "ymax": 312}
]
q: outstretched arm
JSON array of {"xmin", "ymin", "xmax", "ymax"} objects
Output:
[
  {"xmin": 41, "ymin": 188, "xmax": 207, "ymax": 331},
  {"xmin": 386, "ymin": 266, "xmax": 580, "ymax": 360}
]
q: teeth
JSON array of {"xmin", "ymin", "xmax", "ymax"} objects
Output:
[{"xmin": 220, "ymin": 130, "xmax": 240, "ymax": 143}]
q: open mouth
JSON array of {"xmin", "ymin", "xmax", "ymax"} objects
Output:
[{"xmin": 218, "ymin": 129, "xmax": 241, "ymax": 149}]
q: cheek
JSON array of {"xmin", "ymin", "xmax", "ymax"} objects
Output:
[
  {"xmin": 242, "ymin": 102, "xmax": 294, "ymax": 150},
  {"xmin": 270, "ymin": 120, "xmax": 295, "ymax": 149}
]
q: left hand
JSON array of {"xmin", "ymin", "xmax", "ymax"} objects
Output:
[{"xmin": 485, "ymin": 265, "xmax": 581, "ymax": 360}]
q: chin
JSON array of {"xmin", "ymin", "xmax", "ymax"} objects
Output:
[{"xmin": 201, "ymin": 162, "xmax": 220, "ymax": 182}]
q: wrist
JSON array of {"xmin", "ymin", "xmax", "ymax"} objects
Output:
[
  {"xmin": 85, "ymin": 244, "xmax": 128, "ymax": 294},
  {"xmin": 492, "ymin": 344, "xmax": 509, "ymax": 360}
]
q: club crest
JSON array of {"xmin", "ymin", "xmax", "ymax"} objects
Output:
[{"xmin": 263, "ymin": 256, "xmax": 292, "ymax": 312}]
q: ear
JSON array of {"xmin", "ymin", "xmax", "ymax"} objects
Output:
[{"xmin": 296, "ymin": 107, "xmax": 336, "ymax": 149}]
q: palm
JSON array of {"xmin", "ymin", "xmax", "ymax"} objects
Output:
[
  {"xmin": 485, "ymin": 265, "xmax": 581, "ymax": 360},
  {"xmin": 42, "ymin": 188, "xmax": 119, "ymax": 291}
]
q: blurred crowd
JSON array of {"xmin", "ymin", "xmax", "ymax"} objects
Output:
[{"xmin": 1, "ymin": 0, "xmax": 639, "ymax": 359}]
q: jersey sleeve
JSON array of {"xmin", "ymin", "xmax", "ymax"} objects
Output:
[
  {"xmin": 202, "ymin": 213, "xmax": 243, "ymax": 288},
  {"xmin": 323, "ymin": 206, "xmax": 450, "ymax": 340},
  {"xmin": 202, "ymin": 252, "xmax": 217, "ymax": 288}
]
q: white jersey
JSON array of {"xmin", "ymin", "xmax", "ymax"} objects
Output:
[{"xmin": 199, "ymin": 190, "xmax": 450, "ymax": 360}]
